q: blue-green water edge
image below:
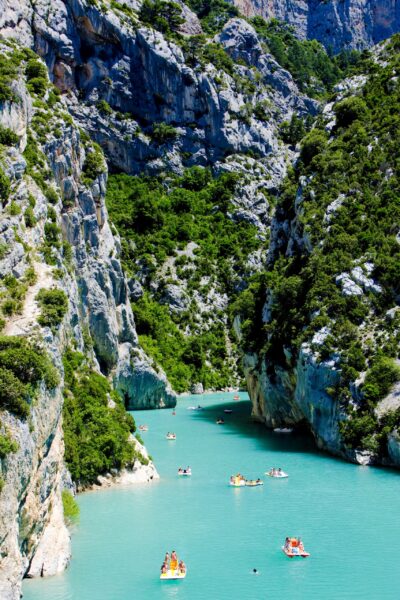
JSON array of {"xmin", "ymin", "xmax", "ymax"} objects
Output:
[{"xmin": 23, "ymin": 393, "xmax": 400, "ymax": 600}]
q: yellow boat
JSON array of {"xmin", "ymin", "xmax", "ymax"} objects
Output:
[{"xmin": 160, "ymin": 569, "xmax": 186, "ymax": 580}]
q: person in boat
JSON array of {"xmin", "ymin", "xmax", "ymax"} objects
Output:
[
  {"xmin": 161, "ymin": 562, "xmax": 167, "ymax": 575},
  {"xmin": 164, "ymin": 552, "xmax": 170, "ymax": 567},
  {"xmin": 284, "ymin": 537, "xmax": 290, "ymax": 551},
  {"xmin": 298, "ymin": 539, "xmax": 304, "ymax": 553},
  {"xmin": 256, "ymin": 478, "xmax": 262, "ymax": 484},
  {"xmin": 278, "ymin": 468, "xmax": 282, "ymax": 475},
  {"xmin": 179, "ymin": 560, "xmax": 186, "ymax": 574},
  {"xmin": 178, "ymin": 468, "xmax": 183, "ymax": 474},
  {"xmin": 170, "ymin": 551, "xmax": 178, "ymax": 571}
]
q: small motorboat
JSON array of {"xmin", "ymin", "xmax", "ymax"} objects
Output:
[
  {"xmin": 245, "ymin": 479, "xmax": 264, "ymax": 487},
  {"xmin": 139, "ymin": 425, "xmax": 148, "ymax": 432},
  {"xmin": 178, "ymin": 468, "xmax": 192, "ymax": 476},
  {"xmin": 166, "ymin": 433, "xmax": 176, "ymax": 440},
  {"xmin": 187, "ymin": 406, "xmax": 202, "ymax": 411},
  {"xmin": 266, "ymin": 469, "xmax": 289, "ymax": 478},
  {"xmin": 282, "ymin": 538, "xmax": 310, "ymax": 558},
  {"xmin": 160, "ymin": 569, "xmax": 186, "ymax": 580},
  {"xmin": 233, "ymin": 394, "xmax": 240, "ymax": 400},
  {"xmin": 273, "ymin": 427, "xmax": 293, "ymax": 434},
  {"xmin": 224, "ymin": 409, "xmax": 233, "ymax": 414},
  {"xmin": 216, "ymin": 419, "xmax": 225, "ymax": 425}
]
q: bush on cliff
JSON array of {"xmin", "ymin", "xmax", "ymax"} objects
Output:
[
  {"xmin": 36, "ymin": 288, "xmax": 68, "ymax": 329},
  {"xmin": 0, "ymin": 432, "xmax": 18, "ymax": 458},
  {"xmin": 62, "ymin": 350, "xmax": 137, "ymax": 486},
  {"xmin": 62, "ymin": 490, "xmax": 79, "ymax": 523},
  {"xmin": 0, "ymin": 336, "xmax": 59, "ymax": 418}
]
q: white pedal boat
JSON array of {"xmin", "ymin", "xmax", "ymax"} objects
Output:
[
  {"xmin": 266, "ymin": 470, "xmax": 289, "ymax": 478},
  {"xmin": 166, "ymin": 433, "xmax": 176, "ymax": 440},
  {"xmin": 273, "ymin": 427, "xmax": 293, "ymax": 434}
]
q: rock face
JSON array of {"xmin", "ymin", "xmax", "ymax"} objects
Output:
[
  {"xmin": 230, "ymin": 0, "xmax": 400, "ymax": 51},
  {"xmin": 0, "ymin": 43, "xmax": 173, "ymax": 600},
  {"xmin": 0, "ymin": 0, "xmax": 317, "ymax": 177}
]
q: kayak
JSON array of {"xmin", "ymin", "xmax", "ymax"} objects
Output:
[
  {"xmin": 160, "ymin": 569, "xmax": 187, "ymax": 580},
  {"xmin": 282, "ymin": 547, "xmax": 310, "ymax": 558},
  {"xmin": 216, "ymin": 420, "xmax": 224, "ymax": 424},
  {"xmin": 266, "ymin": 471, "xmax": 289, "ymax": 478},
  {"xmin": 224, "ymin": 409, "xmax": 233, "ymax": 414},
  {"xmin": 245, "ymin": 480, "xmax": 264, "ymax": 487},
  {"xmin": 273, "ymin": 428, "xmax": 293, "ymax": 433},
  {"xmin": 139, "ymin": 425, "xmax": 148, "ymax": 431}
]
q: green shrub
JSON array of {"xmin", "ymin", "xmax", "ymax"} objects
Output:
[
  {"xmin": 151, "ymin": 122, "xmax": 178, "ymax": 143},
  {"xmin": 203, "ymin": 43, "xmax": 235, "ymax": 75},
  {"xmin": 0, "ymin": 432, "xmax": 18, "ymax": 458},
  {"xmin": 45, "ymin": 186, "xmax": 59, "ymax": 205},
  {"xmin": 9, "ymin": 201, "xmax": 21, "ymax": 216},
  {"xmin": 27, "ymin": 77, "xmax": 47, "ymax": 97},
  {"xmin": 300, "ymin": 129, "xmax": 328, "ymax": 165},
  {"xmin": 0, "ymin": 168, "xmax": 11, "ymax": 201},
  {"xmin": 0, "ymin": 336, "xmax": 59, "ymax": 417},
  {"xmin": 62, "ymin": 490, "xmax": 79, "ymax": 523},
  {"xmin": 362, "ymin": 357, "xmax": 400, "ymax": 406},
  {"xmin": 24, "ymin": 206, "xmax": 36, "ymax": 227},
  {"xmin": 334, "ymin": 96, "xmax": 368, "ymax": 128},
  {"xmin": 280, "ymin": 114, "xmax": 306, "ymax": 145},
  {"xmin": 36, "ymin": 288, "xmax": 68, "ymax": 328},
  {"xmin": 25, "ymin": 59, "xmax": 48, "ymax": 81},
  {"xmin": 96, "ymin": 99, "xmax": 112, "ymax": 115},
  {"xmin": 185, "ymin": 0, "xmax": 238, "ymax": 34},
  {"xmin": 82, "ymin": 145, "xmax": 106, "ymax": 183},
  {"xmin": 139, "ymin": 0, "xmax": 184, "ymax": 35},
  {"xmin": 0, "ymin": 125, "xmax": 18, "ymax": 146}
]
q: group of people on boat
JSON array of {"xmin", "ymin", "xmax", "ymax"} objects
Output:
[
  {"xmin": 161, "ymin": 551, "xmax": 186, "ymax": 575},
  {"xmin": 166, "ymin": 432, "xmax": 176, "ymax": 439},
  {"xmin": 283, "ymin": 537, "xmax": 306, "ymax": 555},
  {"xmin": 268, "ymin": 467, "xmax": 287, "ymax": 477},
  {"xmin": 230, "ymin": 474, "xmax": 262, "ymax": 486},
  {"xmin": 178, "ymin": 467, "xmax": 191, "ymax": 475}
]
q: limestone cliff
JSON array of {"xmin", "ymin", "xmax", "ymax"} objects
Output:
[
  {"xmin": 237, "ymin": 38, "xmax": 400, "ymax": 468},
  {"xmin": 0, "ymin": 41, "xmax": 169, "ymax": 599},
  {"xmin": 230, "ymin": 0, "xmax": 400, "ymax": 52}
]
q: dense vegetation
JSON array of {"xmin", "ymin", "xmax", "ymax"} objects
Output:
[
  {"xmin": 235, "ymin": 36, "xmax": 400, "ymax": 455},
  {"xmin": 106, "ymin": 167, "xmax": 262, "ymax": 391},
  {"xmin": 62, "ymin": 350, "xmax": 143, "ymax": 486},
  {"xmin": 0, "ymin": 336, "xmax": 59, "ymax": 418}
]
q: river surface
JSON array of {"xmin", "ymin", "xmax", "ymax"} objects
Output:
[{"xmin": 23, "ymin": 393, "xmax": 400, "ymax": 600}]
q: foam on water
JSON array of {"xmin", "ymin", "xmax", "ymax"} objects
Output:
[{"xmin": 23, "ymin": 393, "xmax": 400, "ymax": 600}]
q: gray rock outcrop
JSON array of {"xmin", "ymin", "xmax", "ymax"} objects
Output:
[{"xmin": 230, "ymin": 0, "xmax": 400, "ymax": 51}]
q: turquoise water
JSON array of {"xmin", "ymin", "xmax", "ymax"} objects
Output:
[{"xmin": 23, "ymin": 393, "xmax": 400, "ymax": 600}]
